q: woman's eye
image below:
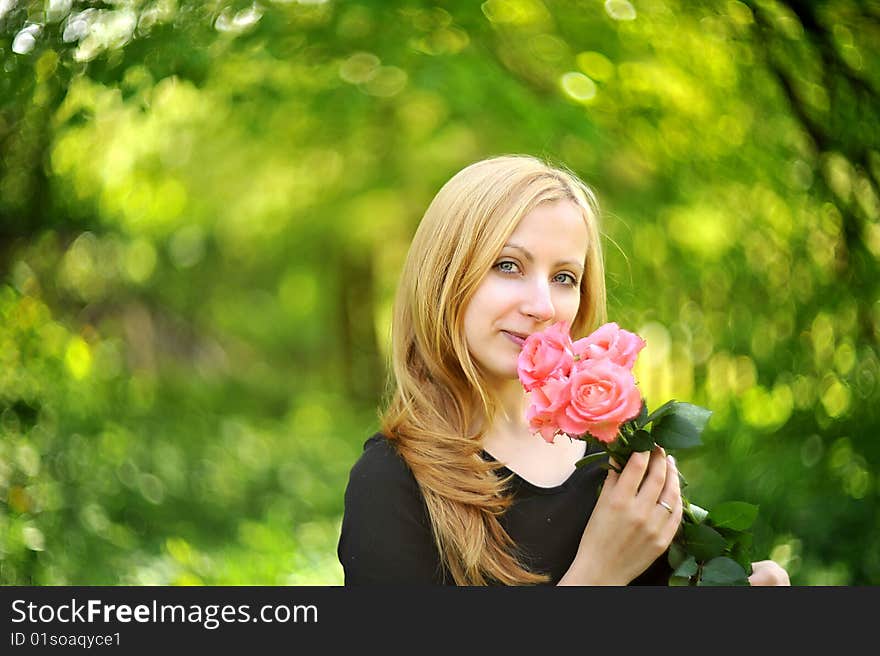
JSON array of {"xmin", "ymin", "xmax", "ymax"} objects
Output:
[
  {"xmin": 554, "ymin": 272, "xmax": 578, "ymax": 286},
  {"xmin": 495, "ymin": 261, "xmax": 519, "ymax": 274}
]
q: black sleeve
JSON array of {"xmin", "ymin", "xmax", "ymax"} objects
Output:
[
  {"xmin": 337, "ymin": 434, "xmax": 448, "ymax": 584},
  {"xmin": 629, "ymin": 551, "xmax": 673, "ymax": 586}
]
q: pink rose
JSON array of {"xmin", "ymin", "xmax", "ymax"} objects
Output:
[
  {"xmin": 556, "ymin": 358, "xmax": 642, "ymax": 443},
  {"xmin": 517, "ymin": 322, "xmax": 575, "ymax": 392},
  {"xmin": 572, "ymin": 322, "xmax": 646, "ymax": 370},
  {"xmin": 526, "ymin": 406, "xmax": 561, "ymax": 444},
  {"xmin": 526, "ymin": 377, "xmax": 571, "ymax": 443}
]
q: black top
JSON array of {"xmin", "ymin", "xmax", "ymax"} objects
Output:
[{"xmin": 337, "ymin": 433, "xmax": 671, "ymax": 585}]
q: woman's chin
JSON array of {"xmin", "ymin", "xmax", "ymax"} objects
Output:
[
  {"xmin": 474, "ymin": 352, "xmax": 520, "ymax": 386},
  {"xmin": 487, "ymin": 367, "xmax": 520, "ymax": 386}
]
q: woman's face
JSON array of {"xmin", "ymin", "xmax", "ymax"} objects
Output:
[{"xmin": 462, "ymin": 199, "xmax": 589, "ymax": 385}]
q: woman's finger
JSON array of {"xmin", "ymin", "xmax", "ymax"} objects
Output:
[
  {"xmin": 616, "ymin": 450, "xmax": 651, "ymax": 496},
  {"xmin": 748, "ymin": 561, "xmax": 791, "ymax": 586},
  {"xmin": 656, "ymin": 457, "xmax": 683, "ymax": 542},
  {"xmin": 660, "ymin": 493, "xmax": 684, "ymax": 546},
  {"xmin": 653, "ymin": 455, "xmax": 680, "ymax": 508},
  {"xmin": 635, "ymin": 447, "xmax": 668, "ymax": 504},
  {"xmin": 602, "ymin": 458, "xmax": 620, "ymax": 492}
]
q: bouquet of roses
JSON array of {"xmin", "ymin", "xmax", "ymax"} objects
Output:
[{"xmin": 518, "ymin": 321, "xmax": 758, "ymax": 586}]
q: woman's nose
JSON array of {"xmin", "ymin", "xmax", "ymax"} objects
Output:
[{"xmin": 521, "ymin": 279, "xmax": 555, "ymax": 323}]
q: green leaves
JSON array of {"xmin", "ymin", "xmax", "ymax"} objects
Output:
[
  {"xmin": 667, "ymin": 541, "xmax": 689, "ymax": 571},
  {"xmin": 645, "ymin": 399, "xmax": 678, "ymax": 425},
  {"xmin": 698, "ymin": 557, "xmax": 750, "ymax": 586},
  {"xmin": 707, "ymin": 502, "xmax": 759, "ymax": 531},
  {"xmin": 612, "ymin": 400, "xmax": 712, "ymax": 464},
  {"xmin": 668, "ymin": 575, "xmax": 692, "ymax": 586},
  {"xmin": 607, "ymin": 399, "xmax": 758, "ymax": 586},
  {"xmin": 729, "ymin": 531, "xmax": 754, "ymax": 574},
  {"xmin": 651, "ymin": 402, "xmax": 712, "ymax": 449},
  {"xmin": 682, "ymin": 523, "xmax": 727, "ymax": 561},
  {"xmin": 634, "ymin": 399, "xmax": 649, "ymax": 429},
  {"xmin": 628, "ymin": 429, "xmax": 654, "ymax": 452},
  {"xmin": 673, "ymin": 555, "xmax": 699, "ymax": 578},
  {"xmin": 671, "ymin": 501, "xmax": 758, "ymax": 585}
]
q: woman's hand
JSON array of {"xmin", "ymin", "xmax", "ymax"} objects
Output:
[
  {"xmin": 748, "ymin": 560, "xmax": 790, "ymax": 586},
  {"xmin": 560, "ymin": 446, "xmax": 682, "ymax": 585}
]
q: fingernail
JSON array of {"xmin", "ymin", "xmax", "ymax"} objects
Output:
[{"xmin": 668, "ymin": 455, "xmax": 676, "ymax": 466}]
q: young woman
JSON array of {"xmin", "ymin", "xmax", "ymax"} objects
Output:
[{"xmin": 337, "ymin": 155, "xmax": 789, "ymax": 586}]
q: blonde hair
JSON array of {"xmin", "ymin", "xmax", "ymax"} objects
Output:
[{"xmin": 380, "ymin": 154, "xmax": 607, "ymax": 585}]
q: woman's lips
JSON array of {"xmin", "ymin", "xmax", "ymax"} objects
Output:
[{"xmin": 502, "ymin": 331, "xmax": 527, "ymax": 347}]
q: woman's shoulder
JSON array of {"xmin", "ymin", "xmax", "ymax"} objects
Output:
[
  {"xmin": 339, "ymin": 432, "xmax": 445, "ymax": 584},
  {"xmin": 347, "ymin": 432, "xmax": 420, "ymax": 492}
]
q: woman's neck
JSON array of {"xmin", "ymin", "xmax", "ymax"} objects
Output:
[
  {"xmin": 480, "ymin": 379, "xmax": 586, "ymax": 487},
  {"xmin": 479, "ymin": 379, "xmax": 541, "ymax": 455}
]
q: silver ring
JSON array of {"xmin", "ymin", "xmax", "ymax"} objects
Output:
[{"xmin": 658, "ymin": 500, "xmax": 673, "ymax": 514}]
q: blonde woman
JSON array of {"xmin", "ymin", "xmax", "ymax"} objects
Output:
[{"xmin": 337, "ymin": 155, "xmax": 789, "ymax": 586}]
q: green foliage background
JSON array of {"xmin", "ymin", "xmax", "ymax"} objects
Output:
[{"xmin": 1, "ymin": 0, "xmax": 878, "ymax": 585}]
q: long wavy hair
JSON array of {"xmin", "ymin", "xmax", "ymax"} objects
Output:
[{"xmin": 380, "ymin": 154, "xmax": 607, "ymax": 585}]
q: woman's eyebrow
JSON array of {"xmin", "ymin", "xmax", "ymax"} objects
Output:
[{"xmin": 503, "ymin": 243, "xmax": 584, "ymax": 272}]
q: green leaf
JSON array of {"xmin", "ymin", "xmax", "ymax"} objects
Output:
[
  {"xmin": 707, "ymin": 501, "xmax": 759, "ymax": 531},
  {"xmin": 646, "ymin": 399, "xmax": 678, "ymax": 425},
  {"xmin": 730, "ymin": 532, "xmax": 754, "ymax": 573},
  {"xmin": 574, "ymin": 450, "xmax": 609, "ymax": 469},
  {"xmin": 697, "ymin": 557, "xmax": 750, "ymax": 586},
  {"xmin": 668, "ymin": 575, "xmax": 692, "ymax": 586},
  {"xmin": 629, "ymin": 429, "xmax": 654, "ymax": 452},
  {"xmin": 686, "ymin": 502, "xmax": 709, "ymax": 524},
  {"xmin": 678, "ymin": 469, "xmax": 689, "ymax": 491},
  {"xmin": 733, "ymin": 531, "xmax": 753, "ymax": 551},
  {"xmin": 651, "ymin": 403, "xmax": 712, "ymax": 449},
  {"xmin": 604, "ymin": 444, "xmax": 630, "ymax": 469},
  {"xmin": 673, "ymin": 555, "xmax": 698, "ymax": 578},
  {"xmin": 667, "ymin": 541, "xmax": 688, "ymax": 570},
  {"xmin": 599, "ymin": 461, "xmax": 621, "ymax": 474},
  {"xmin": 634, "ymin": 399, "xmax": 649, "ymax": 428},
  {"xmin": 683, "ymin": 523, "xmax": 727, "ymax": 561},
  {"xmin": 676, "ymin": 402, "xmax": 713, "ymax": 430}
]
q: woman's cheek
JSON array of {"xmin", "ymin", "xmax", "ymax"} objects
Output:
[{"xmin": 555, "ymin": 293, "xmax": 580, "ymax": 324}]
